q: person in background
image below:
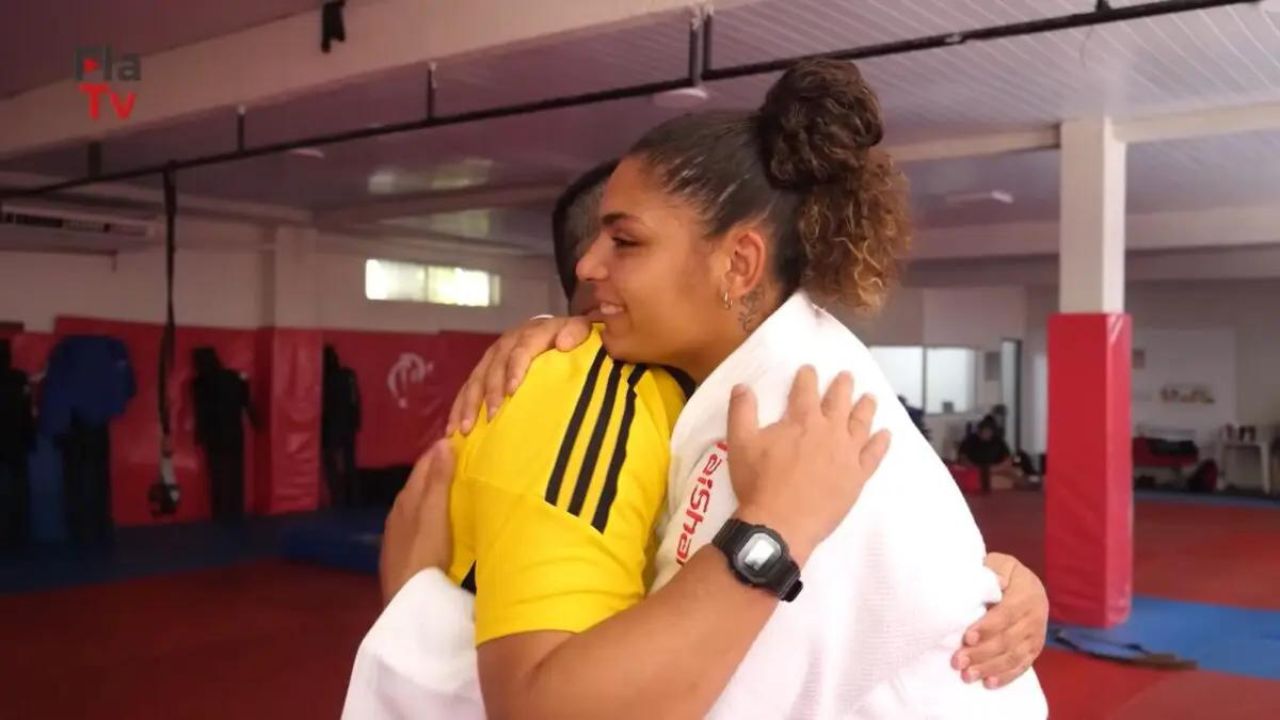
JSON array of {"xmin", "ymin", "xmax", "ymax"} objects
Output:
[
  {"xmin": 191, "ymin": 347, "xmax": 256, "ymax": 522},
  {"xmin": 957, "ymin": 415, "xmax": 1024, "ymax": 492},
  {"xmin": 899, "ymin": 394, "xmax": 928, "ymax": 440},
  {"xmin": 989, "ymin": 404, "xmax": 1039, "ymax": 484},
  {"xmin": 0, "ymin": 339, "xmax": 35, "ymax": 548},
  {"xmin": 322, "ymin": 345, "xmax": 362, "ymax": 508}
]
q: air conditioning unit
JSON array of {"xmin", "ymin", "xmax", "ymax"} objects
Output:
[
  {"xmin": 0, "ymin": 202, "xmax": 157, "ymax": 238},
  {"xmin": 0, "ymin": 201, "xmax": 159, "ymax": 254}
]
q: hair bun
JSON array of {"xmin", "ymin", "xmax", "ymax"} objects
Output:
[{"xmin": 758, "ymin": 58, "xmax": 884, "ymax": 189}]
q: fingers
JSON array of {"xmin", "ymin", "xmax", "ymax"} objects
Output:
[
  {"xmin": 859, "ymin": 429, "xmax": 891, "ymax": 474},
  {"xmin": 848, "ymin": 393, "xmax": 877, "ymax": 444},
  {"xmin": 554, "ymin": 317, "xmax": 593, "ymax": 351},
  {"xmin": 423, "ymin": 439, "xmax": 456, "ymax": 492},
  {"xmin": 820, "ymin": 371, "xmax": 853, "ymax": 420},
  {"xmin": 785, "ymin": 365, "xmax": 820, "ymax": 419},
  {"xmin": 503, "ymin": 343, "xmax": 536, "ymax": 397},
  {"xmin": 970, "ymin": 635, "xmax": 1030, "ymax": 688},
  {"xmin": 726, "ymin": 384, "xmax": 760, "ymax": 449},
  {"xmin": 447, "ymin": 343, "xmax": 497, "ymax": 435},
  {"xmin": 983, "ymin": 552, "xmax": 1018, "ymax": 591},
  {"xmin": 482, "ymin": 336, "xmax": 519, "ymax": 421},
  {"xmin": 417, "ymin": 441, "xmax": 456, "ymax": 526},
  {"xmin": 503, "ymin": 317, "xmax": 573, "ymax": 395},
  {"xmin": 985, "ymin": 628, "xmax": 1046, "ymax": 688},
  {"xmin": 955, "ymin": 603, "xmax": 1016, "ymax": 681}
]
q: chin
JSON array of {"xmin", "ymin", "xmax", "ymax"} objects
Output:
[{"xmin": 599, "ymin": 325, "xmax": 643, "ymax": 364}]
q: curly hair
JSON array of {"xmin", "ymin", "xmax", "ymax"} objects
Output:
[{"xmin": 629, "ymin": 58, "xmax": 911, "ymax": 311}]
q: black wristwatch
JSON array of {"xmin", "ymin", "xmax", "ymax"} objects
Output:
[{"xmin": 712, "ymin": 518, "xmax": 803, "ymax": 602}]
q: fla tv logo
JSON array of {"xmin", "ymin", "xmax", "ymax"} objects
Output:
[{"xmin": 74, "ymin": 46, "xmax": 140, "ymax": 120}]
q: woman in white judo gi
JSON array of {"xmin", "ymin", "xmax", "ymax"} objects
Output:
[{"xmin": 352, "ymin": 58, "xmax": 1048, "ymax": 719}]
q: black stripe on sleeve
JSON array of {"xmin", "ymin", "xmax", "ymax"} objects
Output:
[
  {"xmin": 545, "ymin": 348, "xmax": 608, "ymax": 506},
  {"xmin": 592, "ymin": 365, "xmax": 647, "ymax": 533},
  {"xmin": 567, "ymin": 361, "xmax": 624, "ymax": 516}
]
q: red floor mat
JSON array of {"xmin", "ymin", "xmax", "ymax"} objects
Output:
[
  {"xmin": 1036, "ymin": 649, "xmax": 1280, "ymax": 719},
  {"xmin": 0, "ymin": 561, "xmax": 380, "ymax": 719},
  {"xmin": 4, "ymin": 495, "xmax": 1279, "ymax": 719},
  {"xmin": 970, "ymin": 492, "xmax": 1280, "ymax": 611}
]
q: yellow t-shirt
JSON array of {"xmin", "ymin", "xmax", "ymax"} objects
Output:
[{"xmin": 446, "ymin": 330, "xmax": 687, "ymax": 644}]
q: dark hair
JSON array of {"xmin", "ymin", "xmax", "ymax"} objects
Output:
[
  {"xmin": 627, "ymin": 59, "xmax": 910, "ymax": 310},
  {"xmin": 551, "ymin": 159, "xmax": 619, "ymax": 301}
]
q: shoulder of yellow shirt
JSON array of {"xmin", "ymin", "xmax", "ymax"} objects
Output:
[{"xmin": 447, "ymin": 329, "xmax": 687, "ymax": 522}]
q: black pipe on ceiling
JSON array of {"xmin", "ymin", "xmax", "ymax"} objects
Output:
[{"xmin": 0, "ymin": 0, "xmax": 1259, "ymax": 201}]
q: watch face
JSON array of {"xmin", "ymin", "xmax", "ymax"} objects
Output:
[{"xmin": 736, "ymin": 532, "xmax": 782, "ymax": 579}]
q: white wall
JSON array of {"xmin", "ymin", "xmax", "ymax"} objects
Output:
[
  {"xmin": 0, "ymin": 223, "xmax": 564, "ymax": 335},
  {"xmin": 1023, "ymin": 279, "xmax": 1280, "ymax": 451},
  {"xmin": 1131, "ymin": 328, "xmax": 1236, "ymax": 444},
  {"xmin": 843, "ymin": 285, "xmax": 1027, "ymax": 349},
  {"xmin": 0, "ymin": 247, "xmax": 266, "ymax": 331},
  {"xmin": 838, "ymin": 287, "xmax": 925, "ymax": 346}
]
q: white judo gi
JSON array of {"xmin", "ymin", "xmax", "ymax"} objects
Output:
[{"xmin": 343, "ymin": 292, "xmax": 1047, "ymax": 719}]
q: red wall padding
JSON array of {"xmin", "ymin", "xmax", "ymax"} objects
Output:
[
  {"xmin": 10, "ymin": 332, "xmax": 56, "ymax": 378},
  {"xmin": 323, "ymin": 330, "xmax": 441, "ymax": 469},
  {"xmin": 432, "ymin": 330, "xmax": 502, "ymax": 442},
  {"xmin": 54, "ymin": 317, "xmax": 262, "ymax": 527},
  {"xmin": 23, "ymin": 317, "xmax": 497, "ymax": 527},
  {"xmin": 322, "ymin": 329, "xmax": 497, "ymax": 468},
  {"xmin": 256, "ymin": 328, "xmax": 323, "ymax": 515},
  {"xmin": 1046, "ymin": 313, "xmax": 1134, "ymax": 628}
]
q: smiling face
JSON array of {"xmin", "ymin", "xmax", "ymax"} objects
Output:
[{"xmin": 574, "ymin": 157, "xmax": 750, "ymax": 380}]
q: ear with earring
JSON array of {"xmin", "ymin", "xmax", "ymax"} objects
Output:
[{"xmin": 722, "ymin": 289, "xmax": 733, "ymax": 310}]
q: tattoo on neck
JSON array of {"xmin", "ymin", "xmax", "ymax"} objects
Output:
[{"xmin": 738, "ymin": 287, "xmax": 764, "ymax": 332}]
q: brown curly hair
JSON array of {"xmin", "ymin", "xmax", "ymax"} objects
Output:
[{"xmin": 629, "ymin": 58, "xmax": 911, "ymax": 311}]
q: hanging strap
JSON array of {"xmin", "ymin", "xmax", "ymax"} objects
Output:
[{"xmin": 159, "ymin": 165, "xmax": 177, "ymax": 444}]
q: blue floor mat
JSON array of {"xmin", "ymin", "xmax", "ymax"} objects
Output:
[
  {"xmin": 0, "ymin": 507, "xmax": 389, "ymax": 594},
  {"xmin": 278, "ymin": 508, "xmax": 386, "ymax": 575},
  {"xmin": 1050, "ymin": 596, "xmax": 1280, "ymax": 681}
]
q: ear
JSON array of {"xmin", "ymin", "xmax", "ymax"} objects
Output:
[{"xmin": 721, "ymin": 225, "xmax": 769, "ymax": 302}]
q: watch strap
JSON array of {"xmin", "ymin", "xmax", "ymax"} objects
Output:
[{"xmin": 713, "ymin": 518, "xmax": 804, "ymax": 602}]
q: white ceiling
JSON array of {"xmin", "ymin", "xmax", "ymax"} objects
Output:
[{"xmin": 3, "ymin": 0, "xmax": 1280, "ymax": 254}]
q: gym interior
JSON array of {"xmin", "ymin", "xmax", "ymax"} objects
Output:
[{"xmin": 1, "ymin": 1, "xmax": 1279, "ymax": 718}]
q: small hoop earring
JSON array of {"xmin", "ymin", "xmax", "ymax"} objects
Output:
[{"xmin": 722, "ymin": 290, "xmax": 732, "ymax": 310}]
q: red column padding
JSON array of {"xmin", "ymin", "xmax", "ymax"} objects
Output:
[
  {"xmin": 255, "ymin": 328, "xmax": 323, "ymax": 515},
  {"xmin": 54, "ymin": 317, "xmax": 259, "ymax": 526},
  {"xmin": 1046, "ymin": 313, "xmax": 1133, "ymax": 627}
]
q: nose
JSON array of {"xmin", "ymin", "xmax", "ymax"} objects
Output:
[{"xmin": 576, "ymin": 232, "xmax": 609, "ymax": 285}]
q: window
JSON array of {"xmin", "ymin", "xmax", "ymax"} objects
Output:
[
  {"xmin": 869, "ymin": 345, "xmax": 977, "ymax": 415},
  {"xmin": 869, "ymin": 346, "xmax": 924, "ymax": 408},
  {"xmin": 925, "ymin": 347, "xmax": 976, "ymax": 415},
  {"xmin": 364, "ymin": 259, "xmax": 501, "ymax": 307}
]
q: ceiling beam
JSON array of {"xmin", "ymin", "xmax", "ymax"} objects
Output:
[
  {"xmin": 912, "ymin": 203, "xmax": 1280, "ymax": 261},
  {"xmin": 1115, "ymin": 100, "xmax": 1280, "ymax": 144},
  {"xmin": 890, "ymin": 127, "xmax": 1059, "ymax": 164},
  {"xmin": 905, "ymin": 245, "xmax": 1280, "ymax": 288},
  {"xmin": 0, "ymin": 171, "xmax": 311, "ymax": 224},
  {"xmin": 0, "ymin": 169, "xmax": 309, "ymax": 222}
]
